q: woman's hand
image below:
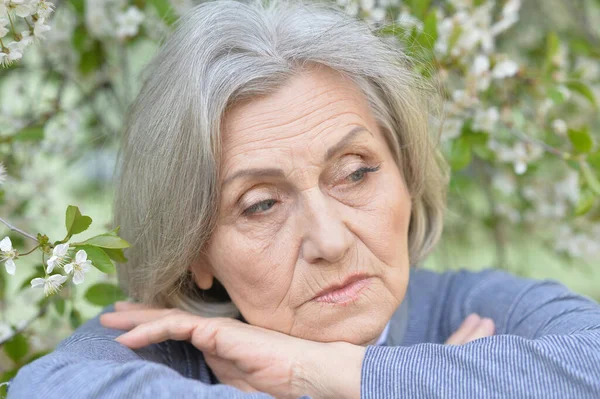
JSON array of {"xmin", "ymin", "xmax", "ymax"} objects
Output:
[
  {"xmin": 445, "ymin": 313, "xmax": 495, "ymax": 345},
  {"xmin": 100, "ymin": 301, "xmax": 365, "ymax": 399}
]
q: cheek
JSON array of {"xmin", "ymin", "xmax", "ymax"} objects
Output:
[
  {"xmin": 207, "ymin": 223, "xmax": 297, "ymax": 310},
  {"xmin": 348, "ymin": 172, "xmax": 411, "ymax": 263}
]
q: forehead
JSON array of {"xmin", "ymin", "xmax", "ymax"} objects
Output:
[{"xmin": 220, "ymin": 66, "xmax": 382, "ymax": 169}]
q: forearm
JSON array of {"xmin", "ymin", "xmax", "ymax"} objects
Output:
[
  {"xmin": 8, "ymin": 353, "xmax": 277, "ymax": 399},
  {"xmin": 361, "ymin": 331, "xmax": 600, "ymax": 398}
]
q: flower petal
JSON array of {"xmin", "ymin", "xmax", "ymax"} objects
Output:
[
  {"xmin": 0, "ymin": 236, "xmax": 11, "ymax": 252},
  {"xmin": 30, "ymin": 277, "xmax": 45, "ymax": 288},
  {"xmin": 64, "ymin": 263, "xmax": 73, "ymax": 273},
  {"xmin": 4, "ymin": 258, "xmax": 15, "ymax": 275},
  {"xmin": 73, "ymin": 270, "xmax": 84, "ymax": 285},
  {"xmin": 48, "ymin": 274, "xmax": 68, "ymax": 284},
  {"xmin": 46, "ymin": 258, "xmax": 56, "ymax": 274},
  {"xmin": 75, "ymin": 249, "xmax": 87, "ymax": 263},
  {"xmin": 54, "ymin": 243, "xmax": 69, "ymax": 256}
]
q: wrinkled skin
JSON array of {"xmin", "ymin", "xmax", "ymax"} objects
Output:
[
  {"xmin": 192, "ymin": 64, "xmax": 411, "ymax": 346},
  {"xmin": 101, "ymin": 64, "xmax": 495, "ymax": 398}
]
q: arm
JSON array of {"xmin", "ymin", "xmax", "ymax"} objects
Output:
[
  {"xmin": 360, "ymin": 268, "xmax": 600, "ymax": 398},
  {"xmin": 7, "ymin": 307, "xmax": 281, "ymax": 399}
]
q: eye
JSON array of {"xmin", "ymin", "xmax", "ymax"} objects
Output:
[
  {"xmin": 346, "ymin": 165, "xmax": 381, "ymax": 183},
  {"xmin": 243, "ymin": 199, "xmax": 277, "ymax": 216}
]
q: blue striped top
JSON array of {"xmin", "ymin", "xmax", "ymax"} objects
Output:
[{"xmin": 7, "ymin": 267, "xmax": 600, "ymax": 398}]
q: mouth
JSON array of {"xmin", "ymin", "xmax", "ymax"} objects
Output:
[{"xmin": 312, "ymin": 273, "xmax": 372, "ymax": 305}]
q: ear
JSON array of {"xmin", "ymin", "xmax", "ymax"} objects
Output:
[{"xmin": 189, "ymin": 258, "xmax": 214, "ymax": 290}]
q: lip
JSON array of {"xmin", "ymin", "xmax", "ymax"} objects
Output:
[{"xmin": 312, "ymin": 273, "xmax": 371, "ymax": 305}]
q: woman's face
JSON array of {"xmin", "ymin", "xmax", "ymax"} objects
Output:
[{"xmin": 193, "ymin": 65, "xmax": 411, "ymax": 346}]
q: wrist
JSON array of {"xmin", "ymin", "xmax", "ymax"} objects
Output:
[{"xmin": 293, "ymin": 341, "xmax": 365, "ymax": 399}]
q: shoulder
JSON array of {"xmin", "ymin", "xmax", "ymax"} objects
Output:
[{"xmin": 407, "ymin": 266, "xmax": 545, "ymax": 305}]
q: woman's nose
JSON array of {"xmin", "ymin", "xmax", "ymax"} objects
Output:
[{"xmin": 299, "ymin": 189, "xmax": 353, "ymax": 264}]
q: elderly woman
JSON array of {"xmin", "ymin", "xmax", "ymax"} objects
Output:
[{"xmin": 8, "ymin": 0, "xmax": 600, "ymax": 398}]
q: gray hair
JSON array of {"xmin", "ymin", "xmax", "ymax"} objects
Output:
[{"xmin": 113, "ymin": 0, "xmax": 448, "ymax": 317}]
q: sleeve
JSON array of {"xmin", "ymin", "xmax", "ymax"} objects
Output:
[
  {"xmin": 360, "ymin": 268, "xmax": 600, "ymax": 398},
  {"xmin": 6, "ymin": 307, "xmax": 303, "ymax": 399}
]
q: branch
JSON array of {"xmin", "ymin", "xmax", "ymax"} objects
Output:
[{"xmin": 0, "ymin": 216, "xmax": 39, "ymax": 243}]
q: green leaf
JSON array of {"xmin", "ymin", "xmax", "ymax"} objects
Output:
[
  {"xmin": 65, "ymin": 205, "xmax": 93, "ymax": 238},
  {"xmin": 74, "ymin": 245, "xmax": 116, "ymax": 274},
  {"xmin": 4, "ymin": 333, "xmax": 29, "ymax": 363},
  {"xmin": 575, "ymin": 189, "xmax": 596, "ymax": 216},
  {"xmin": 588, "ymin": 151, "xmax": 600, "ymax": 171},
  {"xmin": 72, "ymin": 23, "xmax": 89, "ymax": 53},
  {"xmin": 70, "ymin": 308, "xmax": 83, "ymax": 329},
  {"xmin": 84, "ymin": 283, "xmax": 126, "ymax": 307},
  {"xmin": 78, "ymin": 40, "xmax": 104, "ymax": 76},
  {"xmin": 581, "ymin": 161, "xmax": 600, "ymax": 195},
  {"xmin": 450, "ymin": 137, "xmax": 472, "ymax": 170},
  {"xmin": 568, "ymin": 127, "xmax": 594, "ymax": 153},
  {"xmin": 54, "ymin": 297, "xmax": 66, "ymax": 316},
  {"xmin": 566, "ymin": 81, "xmax": 597, "ymax": 107},
  {"xmin": 0, "ymin": 271, "xmax": 5, "ymax": 302},
  {"xmin": 12, "ymin": 125, "xmax": 44, "ymax": 142},
  {"xmin": 410, "ymin": 0, "xmax": 431, "ymax": 20},
  {"xmin": 148, "ymin": 0, "xmax": 178, "ymax": 25},
  {"xmin": 69, "ymin": 0, "xmax": 85, "ymax": 16},
  {"xmin": 82, "ymin": 233, "xmax": 130, "ymax": 249},
  {"xmin": 416, "ymin": 11, "xmax": 437, "ymax": 51},
  {"xmin": 103, "ymin": 247, "xmax": 128, "ymax": 263},
  {"xmin": 1, "ymin": 369, "xmax": 18, "ymax": 396},
  {"xmin": 547, "ymin": 87, "xmax": 566, "ymax": 105}
]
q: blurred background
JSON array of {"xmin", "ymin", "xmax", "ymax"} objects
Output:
[{"xmin": 0, "ymin": 0, "xmax": 599, "ymax": 391}]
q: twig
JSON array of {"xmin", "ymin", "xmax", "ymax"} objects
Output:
[
  {"xmin": 508, "ymin": 128, "xmax": 569, "ymax": 159},
  {"xmin": 0, "ymin": 217, "xmax": 38, "ymax": 243}
]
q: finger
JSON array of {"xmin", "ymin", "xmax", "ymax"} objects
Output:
[
  {"xmin": 445, "ymin": 313, "xmax": 481, "ymax": 345},
  {"xmin": 114, "ymin": 301, "xmax": 149, "ymax": 311},
  {"xmin": 100, "ymin": 309, "xmax": 175, "ymax": 330},
  {"xmin": 115, "ymin": 313, "xmax": 201, "ymax": 349},
  {"xmin": 463, "ymin": 317, "xmax": 495, "ymax": 343}
]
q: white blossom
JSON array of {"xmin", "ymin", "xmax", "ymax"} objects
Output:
[
  {"xmin": 0, "ymin": 322, "xmax": 13, "ymax": 342},
  {"xmin": 7, "ymin": 0, "xmax": 31, "ymax": 18},
  {"xmin": 492, "ymin": 59, "xmax": 519, "ymax": 79},
  {"xmin": 370, "ymin": 7, "xmax": 386, "ymax": 22},
  {"xmin": 359, "ymin": 0, "xmax": 375, "ymax": 11},
  {"xmin": 33, "ymin": 17, "xmax": 51, "ymax": 39},
  {"xmin": 492, "ymin": 141, "xmax": 543, "ymax": 175},
  {"xmin": 551, "ymin": 119, "xmax": 567, "ymax": 135},
  {"xmin": 64, "ymin": 249, "xmax": 92, "ymax": 285},
  {"xmin": 396, "ymin": 11, "xmax": 423, "ymax": 33},
  {"xmin": 472, "ymin": 54, "xmax": 490, "ymax": 76},
  {"xmin": 473, "ymin": 107, "xmax": 499, "ymax": 132},
  {"xmin": 0, "ymin": 41, "xmax": 23, "ymax": 67},
  {"xmin": 30, "ymin": 274, "xmax": 68, "ymax": 296},
  {"xmin": 115, "ymin": 6, "xmax": 144, "ymax": 40},
  {"xmin": 554, "ymin": 171, "xmax": 579, "ymax": 205},
  {"xmin": 0, "ymin": 161, "xmax": 6, "ymax": 185},
  {"xmin": 0, "ymin": 236, "xmax": 17, "ymax": 275},
  {"xmin": 492, "ymin": 172, "xmax": 517, "ymax": 196},
  {"xmin": 46, "ymin": 243, "xmax": 70, "ymax": 273},
  {"xmin": 441, "ymin": 118, "xmax": 463, "ymax": 141},
  {"xmin": 0, "ymin": 17, "xmax": 9, "ymax": 38},
  {"xmin": 17, "ymin": 30, "xmax": 35, "ymax": 50},
  {"xmin": 170, "ymin": 0, "xmax": 194, "ymax": 15},
  {"xmin": 33, "ymin": 0, "xmax": 55, "ymax": 19}
]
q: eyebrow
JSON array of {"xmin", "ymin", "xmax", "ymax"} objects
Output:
[{"xmin": 222, "ymin": 126, "xmax": 372, "ymax": 188}]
